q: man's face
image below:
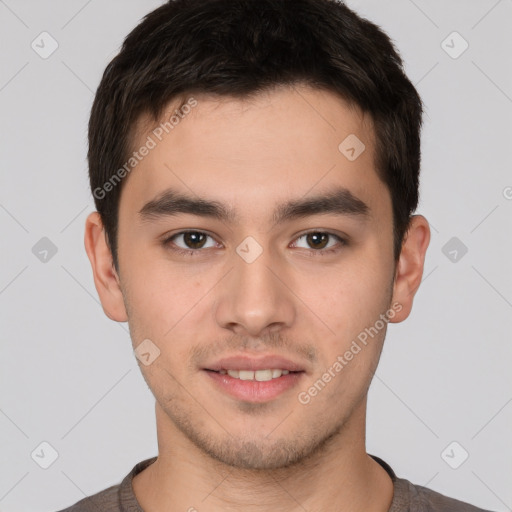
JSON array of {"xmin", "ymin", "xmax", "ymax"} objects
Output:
[{"xmin": 115, "ymin": 85, "xmax": 399, "ymax": 469}]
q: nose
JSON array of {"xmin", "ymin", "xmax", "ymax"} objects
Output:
[{"xmin": 213, "ymin": 241, "xmax": 296, "ymax": 338}]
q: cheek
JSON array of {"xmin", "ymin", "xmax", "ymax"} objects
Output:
[
  {"xmin": 295, "ymin": 255, "xmax": 393, "ymax": 341},
  {"xmin": 122, "ymin": 253, "xmax": 216, "ymax": 344}
]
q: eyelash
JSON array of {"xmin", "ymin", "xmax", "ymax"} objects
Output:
[{"xmin": 162, "ymin": 230, "xmax": 347, "ymax": 257}]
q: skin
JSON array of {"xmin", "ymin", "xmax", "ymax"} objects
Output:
[{"xmin": 85, "ymin": 84, "xmax": 430, "ymax": 511}]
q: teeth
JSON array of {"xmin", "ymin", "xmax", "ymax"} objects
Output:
[
  {"xmin": 223, "ymin": 369, "xmax": 290, "ymax": 381},
  {"xmin": 239, "ymin": 370, "xmax": 254, "ymax": 381},
  {"xmin": 255, "ymin": 369, "xmax": 272, "ymax": 381}
]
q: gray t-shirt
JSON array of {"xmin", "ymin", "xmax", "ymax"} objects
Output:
[{"xmin": 56, "ymin": 454, "xmax": 494, "ymax": 511}]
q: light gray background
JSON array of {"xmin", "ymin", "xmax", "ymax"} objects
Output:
[{"xmin": 1, "ymin": 1, "xmax": 511, "ymax": 511}]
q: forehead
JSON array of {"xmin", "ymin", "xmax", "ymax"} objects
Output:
[{"xmin": 119, "ymin": 85, "xmax": 389, "ymax": 225}]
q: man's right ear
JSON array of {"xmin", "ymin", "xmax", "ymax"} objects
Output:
[{"xmin": 84, "ymin": 212, "xmax": 128, "ymax": 322}]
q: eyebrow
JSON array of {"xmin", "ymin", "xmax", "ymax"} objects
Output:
[{"xmin": 138, "ymin": 186, "xmax": 370, "ymax": 226}]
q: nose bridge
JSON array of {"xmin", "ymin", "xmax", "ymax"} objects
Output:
[{"xmin": 214, "ymin": 236, "xmax": 295, "ymax": 336}]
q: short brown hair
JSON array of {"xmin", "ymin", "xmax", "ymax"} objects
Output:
[{"xmin": 88, "ymin": 0, "xmax": 423, "ymax": 270}]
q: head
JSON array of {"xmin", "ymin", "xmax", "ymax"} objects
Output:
[{"xmin": 85, "ymin": 0, "xmax": 430, "ymax": 470}]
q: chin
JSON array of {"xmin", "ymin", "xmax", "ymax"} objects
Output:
[{"xmin": 183, "ymin": 424, "xmax": 343, "ymax": 471}]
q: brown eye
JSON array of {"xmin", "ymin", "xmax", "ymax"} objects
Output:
[
  {"xmin": 182, "ymin": 231, "xmax": 207, "ymax": 249},
  {"xmin": 306, "ymin": 232, "xmax": 329, "ymax": 249},
  {"xmin": 166, "ymin": 231, "xmax": 218, "ymax": 252},
  {"xmin": 292, "ymin": 231, "xmax": 346, "ymax": 253}
]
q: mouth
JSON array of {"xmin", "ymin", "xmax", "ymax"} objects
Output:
[
  {"xmin": 206, "ymin": 368, "xmax": 295, "ymax": 381},
  {"xmin": 202, "ymin": 355, "xmax": 307, "ymax": 402}
]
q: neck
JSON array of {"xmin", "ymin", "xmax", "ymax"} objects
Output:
[{"xmin": 133, "ymin": 401, "xmax": 394, "ymax": 512}]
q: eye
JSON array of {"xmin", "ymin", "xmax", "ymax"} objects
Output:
[
  {"xmin": 163, "ymin": 230, "xmax": 219, "ymax": 255},
  {"xmin": 291, "ymin": 231, "xmax": 346, "ymax": 254},
  {"xmin": 162, "ymin": 229, "xmax": 346, "ymax": 257}
]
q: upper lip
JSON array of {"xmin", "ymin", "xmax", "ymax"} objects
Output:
[{"xmin": 204, "ymin": 355, "xmax": 306, "ymax": 372}]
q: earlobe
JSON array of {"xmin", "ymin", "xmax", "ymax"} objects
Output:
[
  {"xmin": 389, "ymin": 215, "xmax": 431, "ymax": 323},
  {"xmin": 84, "ymin": 212, "xmax": 128, "ymax": 322}
]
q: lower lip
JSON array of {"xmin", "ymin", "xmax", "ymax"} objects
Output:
[{"xmin": 204, "ymin": 370, "xmax": 304, "ymax": 402}]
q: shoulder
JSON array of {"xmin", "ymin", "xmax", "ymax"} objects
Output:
[
  {"xmin": 370, "ymin": 455, "xmax": 495, "ymax": 512},
  {"xmin": 55, "ymin": 483, "xmax": 121, "ymax": 512},
  {"xmin": 54, "ymin": 456, "xmax": 157, "ymax": 512},
  {"xmin": 395, "ymin": 476, "xmax": 496, "ymax": 512}
]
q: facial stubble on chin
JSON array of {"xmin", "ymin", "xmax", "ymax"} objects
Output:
[{"xmin": 159, "ymin": 390, "xmax": 353, "ymax": 472}]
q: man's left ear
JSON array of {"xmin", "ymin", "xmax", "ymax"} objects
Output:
[{"xmin": 389, "ymin": 214, "xmax": 431, "ymax": 323}]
